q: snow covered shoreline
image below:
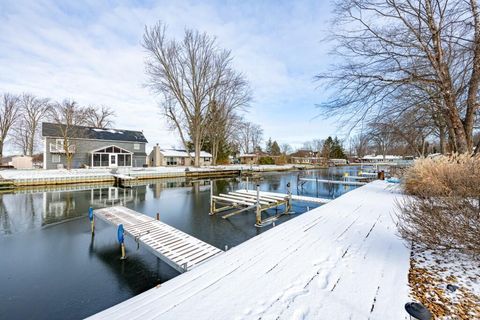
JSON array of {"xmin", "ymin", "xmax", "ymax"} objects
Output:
[
  {"xmin": 88, "ymin": 181, "xmax": 412, "ymax": 320},
  {"xmin": 0, "ymin": 164, "xmax": 303, "ymax": 186}
]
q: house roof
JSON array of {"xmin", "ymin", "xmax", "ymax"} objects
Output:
[
  {"xmin": 42, "ymin": 122, "xmax": 148, "ymax": 143},
  {"xmin": 159, "ymin": 149, "xmax": 212, "ymax": 158},
  {"xmin": 289, "ymin": 150, "xmax": 319, "ymax": 158}
]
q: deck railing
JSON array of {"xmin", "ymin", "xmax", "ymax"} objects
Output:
[{"xmin": 49, "ymin": 143, "xmax": 75, "ymax": 153}]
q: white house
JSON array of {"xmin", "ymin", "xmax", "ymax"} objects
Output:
[
  {"xmin": 148, "ymin": 144, "xmax": 212, "ymax": 167},
  {"xmin": 361, "ymin": 155, "xmax": 403, "ymax": 163}
]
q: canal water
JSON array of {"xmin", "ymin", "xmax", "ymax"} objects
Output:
[{"xmin": 0, "ymin": 167, "xmax": 362, "ymax": 320}]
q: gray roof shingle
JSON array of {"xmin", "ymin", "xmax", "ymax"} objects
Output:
[{"xmin": 42, "ymin": 122, "xmax": 148, "ymax": 143}]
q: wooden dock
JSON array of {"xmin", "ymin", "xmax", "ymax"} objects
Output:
[
  {"xmin": 88, "ymin": 181, "xmax": 411, "ymax": 320},
  {"xmin": 93, "ymin": 206, "xmax": 223, "ymax": 273}
]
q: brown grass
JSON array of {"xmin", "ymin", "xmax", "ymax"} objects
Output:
[
  {"xmin": 404, "ymin": 154, "xmax": 480, "ymax": 197},
  {"xmin": 398, "ymin": 154, "xmax": 480, "ymax": 260}
]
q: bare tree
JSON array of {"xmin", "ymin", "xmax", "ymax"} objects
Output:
[
  {"xmin": 48, "ymin": 100, "xmax": 87, "ymax": 169},
  {"xmin": 143, "ymin": 22, "xmax": 235, "ymax": 167},
  {"xmin": 318, "ymin": 0, "xmax": 480, "ymax": 153},
  {"xmin": 0, "ymin": 93, "xmax": 21, "ymax": 162},
  {"xmin": 280, "ymin": 143, "xmax": 292, "ymax": 155},
  {"xmin": 234, "ymin": 120, "xmax": 263, "ymax": 154},
  {"xmin": 350, "ymin": 132, "xmax": 369, "ymax": 158},
  {"xmin": 85, "ymin": 105, "xmax": 115, "ymax": 128},
  {"xmin": 250, "ymin": 123, "xmax": 263, "ymax": 152},
  {"xmin": 205, "ymin": 69, "xmax": 251, "ymax": 165},
  {"xmin": 15, "ymin": 93, "xmax": 50, "ymax": 156}
]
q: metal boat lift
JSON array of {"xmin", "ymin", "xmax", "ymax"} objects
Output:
[{"xmin": 209, "ymin": 180, "xmax": 331, "ymax": 227}]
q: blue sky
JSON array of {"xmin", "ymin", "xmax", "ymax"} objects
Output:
[{"xmin": 0, "ymin": 0, "xmax": 339, "ymax": 152}]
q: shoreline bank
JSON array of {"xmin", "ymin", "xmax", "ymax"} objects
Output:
[{"xmin": 0, "ymin": 164, "xmax": 328, "ymax": 189}]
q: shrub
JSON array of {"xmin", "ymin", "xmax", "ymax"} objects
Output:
[
  {"xmin": 398, "ymin": 154, "xmax": 480, "ymax": 260},
  {"xmin": 258, "ymin": 157, "xmax": 275, "ymax": 165}
]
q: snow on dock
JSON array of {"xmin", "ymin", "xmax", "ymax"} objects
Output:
[
  {"xmin": 235, "ymin": 189, "xmax": 332, "ymax": 204},
  {"xmin": 299, "ymin": 177, "xmax": 367, "ymax": 186},
  {"xmin": 93, "ymin": 206, "xmax": 223, "ymax": 272},
  {"xmin": 89, "ymin": 181, "xmax": 410, "ymax": 320}
]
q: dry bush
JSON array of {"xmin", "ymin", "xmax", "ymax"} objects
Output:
[
  {"xmin": 404, "ymin": 154, "xmax": 480, "ymax": 197},
  {"xmin": 398, "ymin": 154, "xmax": 480, "ymax": 260}
]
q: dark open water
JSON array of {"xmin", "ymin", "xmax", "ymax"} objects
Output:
[{"xmin": 0, "ymin": 167, "xmax": 362, "ymax": 320}]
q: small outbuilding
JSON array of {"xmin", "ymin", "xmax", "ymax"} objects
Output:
[{"xmin": 148, "ymin": 144, "xmax": 212, "ymax": 167}]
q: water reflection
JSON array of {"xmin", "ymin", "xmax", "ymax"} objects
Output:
[{"xmin": 0, "ymin": 167, "xmax": 363, "ymax": 320}]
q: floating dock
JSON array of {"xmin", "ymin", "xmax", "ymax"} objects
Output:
[{"xmin": 93, "ymin": 206, "xmax": 223, "ymax": 272}]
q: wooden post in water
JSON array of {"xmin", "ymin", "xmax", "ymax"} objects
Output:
[
  {"xmin": 246, "ymin": 177, "xmax": 249, "ymax": 191},
  {"xmin": 156, "ymin": 212, "xmax": 160, "ymax": 220},
  {"xmin": 209, "ymin": 180, "xmax": 214, "ymax": 215},
  {"xmin": 287, "ymin": 182, "xmax": 292, "ymax": 212},
  {"xmin": 255, "ymin": 184, "xmax": 261, "ymax": 225}
]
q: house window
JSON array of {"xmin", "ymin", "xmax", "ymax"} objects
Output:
[
  {"xmin": 166, "ymin": 157, "xmax": 177, "ymax": 166},
  {"xmin": 204, "ymin": 157, "xmax": 211, "ymax": 162},
  {"xmin": 52, "ymin": 155, "xmax": 61, "ymax": 163},
  {"xmin": 134, "ymin": 143, "xmax": 140, "ymax": 150}
]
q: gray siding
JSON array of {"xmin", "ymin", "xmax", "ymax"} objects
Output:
[{"xmin": 44, "ymin": 137, "xmax": 146, "ymax": 169}]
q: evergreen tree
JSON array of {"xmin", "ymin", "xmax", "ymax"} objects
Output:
[
  {"xmin": 331, "ymin": 137, "xmax": 347, "ymax": 159},
  {"xmin": 321, "ymin": 136, "xmax": 334, "ymax": 159},
  {"xmin": 265, "ymin": 138, "xmax": 273, "ymax": 154},
  {"xmin": 271, "ymin": 141, "xmax": 281, "ymax": 155}
]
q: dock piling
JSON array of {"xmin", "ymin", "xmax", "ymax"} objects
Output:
[
  {"xmin": 156, "ymin": 212, "xmax": 160, "ymax": 220},
  {"xmin": 209, "ymin": 180, "xmax": 214, "ymax": 215},
  {"xmin": 255, "ymin": 185, "xmax": 261, "ymax": 225},
  {"xmin": 88, "ymin": 207, "xmax": 95, "ymax": 234}
]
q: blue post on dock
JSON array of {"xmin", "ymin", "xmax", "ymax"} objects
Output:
[
  {"xmin": 88, "ymin": 207, "xmax": 95, "ymax": 234},
  {"xmin": 117, "ymin": 224, "xmax": 126, "ymax": 260}
]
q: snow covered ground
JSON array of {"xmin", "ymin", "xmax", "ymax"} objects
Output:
[
  {"xmin": 88, "ymin": 181, "xmax": 412, "ymax": 320},
  {"xmin": 0, "ymin": 164, "xmax": 298, "ymax": 181},
  {"xmin": 409, "ymin": 245, "xmax": 480, "ymax": 319}
]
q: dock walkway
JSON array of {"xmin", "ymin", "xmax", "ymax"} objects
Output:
[
  {"xmin": 94, "ymin": 206, "xmax": 223, "ymax": 272},
  {"xmin": 89, "ymin": 181, "xmax": 411, "ymax": 319}
]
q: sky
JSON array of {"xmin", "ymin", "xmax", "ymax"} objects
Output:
[{"xmin": 0, "ymin": 0, "xmax": 339, "ymax": 154}]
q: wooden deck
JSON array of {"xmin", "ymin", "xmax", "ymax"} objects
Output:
[{"xmin": 94, "ymin": 206, "xmax": 223, "ymax": 273}]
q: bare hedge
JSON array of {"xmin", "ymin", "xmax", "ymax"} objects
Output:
[{"xmin": 398, "ymin": 154, "xmax": 480, "ymax": 260}]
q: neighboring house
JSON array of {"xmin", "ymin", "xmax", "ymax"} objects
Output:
[
  {"xmin": 289, "ymin": 150, "xmax": 326, "ymax": 165},
  {"xmin": 0, "ymin": 155, "xmax": 33, "ymax": 169},
  {"xmin": 42, "ymin": 122, "xmax": 148, "ymax": 169},
  {"xmin": 12, "ymin": 156, "xmax": 34, "ymax": 169},
  {"xmin": 148, "ymin": 144, "xmax": 212, "ymax": 166},
  {"xmin": 237, "ymin": 152, "xmax": 281, "ymax": 165},
  {"xmin": 329, "ymin": 158, "xmax": 348, "ymax": 166},
  {"xmin": 361, "ymin": 155, "xmax": 402, "ymax": 163}
]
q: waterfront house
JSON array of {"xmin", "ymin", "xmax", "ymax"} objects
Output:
[
  {"xmin": 289, "ymin": 150, "xmax": 326, "ymax": 165},
  {"xmin": 148, "ymin": 144, "xmax": 212, "ymax": 166},
  {"xmin": 238, "ymin": 153, "xmax": 259, "ymax": 165},
  {"xmin": 42, "ymin": 122, "xmax": 148, "ymax": 169},
  {"xmin": 361, "ymin": 155, "xmax": 402, "ymax": 163}
]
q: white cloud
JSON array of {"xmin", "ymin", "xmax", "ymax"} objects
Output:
[{"xmin": 0, "ymin": 0, "xmax": 334, "ymax": 154}]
